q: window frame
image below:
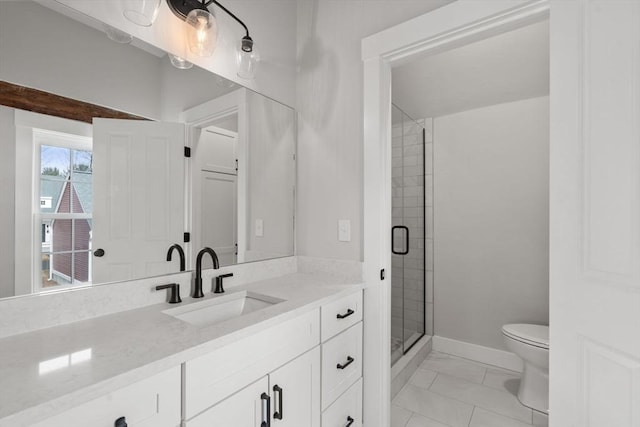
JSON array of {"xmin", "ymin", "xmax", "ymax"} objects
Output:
[{"xmin": 34, "ymin": 129, "xmax": 93, "ymax": 293}]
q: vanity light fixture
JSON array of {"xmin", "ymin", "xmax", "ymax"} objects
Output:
[{"xmin": 166, "ymin": 0, "xmax": 258, "ymax": 78}]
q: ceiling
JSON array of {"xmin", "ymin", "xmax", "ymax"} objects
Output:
[{"xmin": 392, "ymin": 19, "xmax": 550, "ymax": 120}]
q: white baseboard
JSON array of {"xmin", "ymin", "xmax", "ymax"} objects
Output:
[{"xmin": 432, "ymin": 335, "xmax": 523, "ymax": 372}]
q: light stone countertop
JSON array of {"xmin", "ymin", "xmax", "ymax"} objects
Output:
[{"xmin": 0, "ymin": 273, "xmax": 364, "ymax": 426}]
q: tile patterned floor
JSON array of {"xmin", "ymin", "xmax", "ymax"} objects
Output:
[{"xmin": 392, "ymin": 352, "xmax": 549, "ymax": 427}]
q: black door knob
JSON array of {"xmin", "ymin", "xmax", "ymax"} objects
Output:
[
  {"xmin": 93, "ymin": 248, "xmax": 105, "ymax": 257},
  {"xmin": 115, "ymin": 417, "xmax": 127, "ymax": 427}
]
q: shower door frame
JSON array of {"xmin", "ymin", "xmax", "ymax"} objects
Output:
[{"xmin": 360, "ymin": 2, "xmax": 550, "ymax": 426}]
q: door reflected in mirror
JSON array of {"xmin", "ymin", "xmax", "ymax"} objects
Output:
[{"xmin": 197, "ymin": 125, "xmax": 239, "ymax": 268}]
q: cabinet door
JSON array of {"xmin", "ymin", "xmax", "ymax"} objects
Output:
[
  {"xmin": 186, "ymin": 376, "xmax": 269, "ymax": 427},
  {"xmin": 32, "ymin": 367, "xmax": 181, "ymax": 427},
  {"xmin": 269, "ymin": 347, "xmax": 321, "ymax": 427}
]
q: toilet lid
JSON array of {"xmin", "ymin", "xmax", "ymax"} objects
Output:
[{"xmin": 502, "ymin": 324, "xmax": 549, "ymax": 349}]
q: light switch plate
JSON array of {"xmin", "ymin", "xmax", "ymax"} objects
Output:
[
  {"xmin": 338, "ymin": 219, "xmax": 351, "ymax": 242},
  {"xmin": 255, "ymin": 219, "xmax": 264, "ymax": 237}
]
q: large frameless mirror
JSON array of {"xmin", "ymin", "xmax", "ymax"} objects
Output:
[{"xmin": 0, "ymin": 0, "xmax": 295, "ymax": 299}]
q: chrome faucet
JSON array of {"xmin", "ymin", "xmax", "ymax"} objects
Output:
[
  {"xmin": 166, "ymin": 243, "xmax": 186, "ymax": 272},
  {"xmin": 194, "ymin": 247, "xmax": 219, "ymax": 298}
]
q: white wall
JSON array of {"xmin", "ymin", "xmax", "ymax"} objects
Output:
[
  {"xmin": 433, "ymin": 96, "xmax": 550, "ymax": 350},
  {"xmin": 295, "ymin": 0, "xmax": 452, "ymax": 261},
  {"xmin": 0, "ymin": 107, "xmax": 16, "ymax": 298},
  {"xmin": 0, "ymin": 1, "xmax": 163, "ymax": 119},
  {"xmin": 159, "ymin": 58, "xmax": 239, "ymax": 121},
  {"xmin": 391, "ymin": 19, "xmax": 549, "ymax": 119},
  {"xmin": 246, "ymin": 91, "xmax": 295, "ymax": 260}
]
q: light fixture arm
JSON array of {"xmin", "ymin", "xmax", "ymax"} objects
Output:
[{"xmin": 203, "ymin": 0, "xmax": 250, "ymax": 39}]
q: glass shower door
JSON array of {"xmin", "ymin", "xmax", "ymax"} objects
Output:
[{"xmin": 391, "ymin": 104, "xmax": 426, "ymax": 366}]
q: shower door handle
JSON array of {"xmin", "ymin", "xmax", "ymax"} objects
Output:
[{"xmin": 391, "ymin": 226, "xmax": 409, "ymax": 255}]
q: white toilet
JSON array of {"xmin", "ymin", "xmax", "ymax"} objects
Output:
[{"xmin": 502, "ymin": 323, "xmax": 549, "ymax": 413}]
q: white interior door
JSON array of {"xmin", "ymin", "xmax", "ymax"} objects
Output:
[
  {"xmin": 193, "ymin": 126, "xmax": 238, "ymax": 268},
  {"xmin": 201, "ymin": 171, "xmax": 237, "ymax": 267},
  {"xmin": 550, "ymin": 1, "xmax": 640, "ymax": 426},
  {"xmin": 92, "ymin": 119, "xmax": 184, "ymax": 283}
]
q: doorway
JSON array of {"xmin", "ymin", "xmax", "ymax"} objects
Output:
[{"xmin": 361, "ymin": 2, "xmax": 552, "ymax": 426}]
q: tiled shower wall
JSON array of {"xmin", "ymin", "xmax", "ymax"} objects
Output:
[{"xmin": 391, "ymin": 114, "xmax": 434, "ymax": 360}]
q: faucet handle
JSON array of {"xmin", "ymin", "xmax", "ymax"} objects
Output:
[
  {"xmin": 214, "ymin": 273, "xmax": 233, "ymax": 294},
  {"xmin": 155, "ymin": 283, "xmax": 182, "ymax": 304}
]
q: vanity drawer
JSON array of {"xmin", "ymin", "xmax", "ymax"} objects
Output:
[
  {"xmin": 184, "ymin": 308, "xmax": 320, "ymax": 419},
  {"xmin": 321, "ymin": 322, "xmax": 362, "ymax": 409},
  {"xmin": 32, "ymin": 366, "xmax": 181, "ymax": 427},
  {"xmin": 321, "ymin": 291, "xmax": 362, "ymax": 341},
  {"xmin": 322, "ymin": 378, "xmax": 362, "ymax": 427}
]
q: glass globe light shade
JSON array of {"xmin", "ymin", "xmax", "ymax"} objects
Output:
[
  {"xmin": 237, "ymin": 38, "xmax": 259, "ymax": 79},
  {"xmin": 186, "ymin": 9, "xmax": 217, "ymax": 57},
  {"xmin": 104, "ymin": 25, "xmax": 133, "ymax": 44},
  {"xmin": 122, "ymin": 0, "xmax": 161, "ymax": 27},
  {"xmin": 169, "ymin": 53, "xmax": 193, "ymax": 70}
]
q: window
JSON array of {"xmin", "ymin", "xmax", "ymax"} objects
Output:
[{"xmin": 37, "ymin": 134, "xmax": 92, "ymax": 290}]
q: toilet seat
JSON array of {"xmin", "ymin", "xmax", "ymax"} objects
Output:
[{"xmin": 502, "ymin": 324, "xmax": 549, "ymax": 349}]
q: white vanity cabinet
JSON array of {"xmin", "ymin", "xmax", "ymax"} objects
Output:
[
  {"xmin": 186, "ymin": 347, "xmax": 321, "ymax": 427},
  {"xmin": 183, "ymin": 308, "xmax": 321, "ymax": 426},
  {"xmin": 31, "ymin": 367, "xmax": 181, "ymax": 427},
  {"xmin": 182, "ymin": 309, "xmax": 320, "ymax": 419},
  {"xmin": 320, "ymin": 291, "xmax": 363, "ymax": 427},
  {"xmin": 183, "ymin": 290, "xmax": 363, "ymax": 427},
  {"xmin": 17, "ymin": 289, "xmax": 364, "ymax": 427}
]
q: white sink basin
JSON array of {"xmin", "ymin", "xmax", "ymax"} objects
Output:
[{"xmin": 163, "ymin": 291, "xmax": 284, "ymax": 327}]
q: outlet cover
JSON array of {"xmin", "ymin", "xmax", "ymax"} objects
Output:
[{"xmin": 338, "ymin": 219, "xmax": 351, "ymax": 242}]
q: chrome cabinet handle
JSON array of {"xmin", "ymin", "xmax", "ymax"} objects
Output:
[{"xmin": 337, "ymin": 356, "xmax": 355, "ymax": 370}]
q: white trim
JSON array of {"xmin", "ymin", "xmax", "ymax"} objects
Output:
[
  {"xmin": 361, "ymin": 2, "xmax": 550, "ymax": 425},
  {"xmin": 363, "ymin": 0, "xmax": 549, "ymax": 63},
  {"xmin": 432, "ymin": 335, "xmax": 524, "ymax": 373},
  {"xmin": 14, "ymin": 109, "xmax": 92, "ymax": 138}
]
